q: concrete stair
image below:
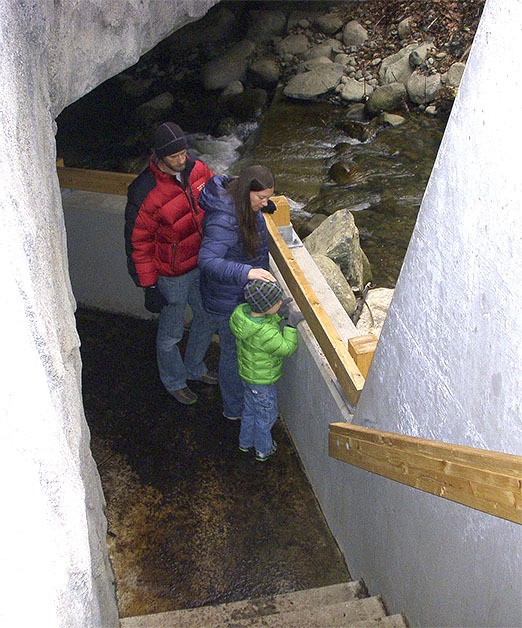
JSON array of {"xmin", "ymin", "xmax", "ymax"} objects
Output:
[{"xmin": 119, "ymin": 581, "xmax": 407, "ymax": 627}]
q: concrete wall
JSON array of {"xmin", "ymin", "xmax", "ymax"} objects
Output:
[
  {"xmin": 0, "ymin": 1, "xmax": 218, "ymax": 626},
  {"xmin": 282, "ymin": 1, "xmax": 522, "ymax": 626}
]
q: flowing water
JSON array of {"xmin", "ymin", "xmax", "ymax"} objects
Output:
[{"xmin": 227, "ymin": 98, "xmax": 446, "ymax": 288}]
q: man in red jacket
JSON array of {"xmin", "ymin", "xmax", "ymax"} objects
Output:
[{"xmin": 125, "ymin": 122, "xmax": 217, "ymax": 405}]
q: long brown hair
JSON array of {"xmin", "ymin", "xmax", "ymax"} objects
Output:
[{"xmin": 227, "ymin": 165, "xmax": 275, "ymax": 258}]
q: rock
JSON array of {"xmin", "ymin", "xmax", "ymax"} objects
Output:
[
  {"xmin": 219, "ymin": 80, "xmax": 244, "ymax": 102},
  {"xmin": 342, "ymin": 20, "xmax": 368, "ymax": 47},
  {"xmin": 202, "ymin": 40, "xmax": 256, "ymax": 91},
  {"xmin": 407, "ymin": 70, "xmax": 442, "ymax": 104},
  {"xmin": 246, "ymin": 10, "xmax": 286, "ymax": 43},
  {"xmin": 248, "ymin": 58, "xmax": 280, "ymax": 88},
  {"xmin": 219, "ymin": 88, "xmax": 267, "ymax": 121},
  {"xmin": 445, "ymin": 62, "xmax": 466, "ymax": 87},
  {"xmin": 312, "ymin": 254, "xmax": 357, "ymax": 316},
  {"xmin": 356, "ymin": 287, "xmax": 394, "ymax": 337},
  {"xmin": 337, "ymin": 77, "xmax": 374, "ymax": 103},
  {"xmin": 298, "ymin": 57, "xmax": 333, "ymax": 73},
  {"xmin": 275, "ymin": 34, "xmax": 310, "ymax": 57},
  {"xmin": 339, "ymin": 118, "xmax": 379, "ymax": 142},
  {"xmin": 380, "ymin": 112, "xmax": 406, "ymax": 127},
  {"xmin": 134, "ymin": 91, "xmax": 173, "ymax": 122},
  {"xmin": 329, "ymin": 162, "xmax": 364, "ymax": 185},
  {"xmin": 397, "ymin": 17, "xmax": 412, "ymax": 40},
  {"xmin": 284, "ymin": 64, "xmax": 344, "ymax": 100},
  {"xmin": 303, "ymin": 39, "xmax": 340, "ymax": 61},
  {"xmin": 313, "ymin": 13, "xmax": 344, "ymax": 36},
  {"xmin": 379, "ymin": 42, "xmax": 431, "ymax": 86},
  {"xmin": 304, "ymin": 209, "xmax": 366, "ymax": 291},
  {"xmin": 366, "ymin": 82, "xmax": 407, "ymax": 117}
]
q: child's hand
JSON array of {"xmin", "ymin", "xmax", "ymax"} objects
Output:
[{"xmin": 286, "ymin": 308, "xmax": 304, "ymax": 327}]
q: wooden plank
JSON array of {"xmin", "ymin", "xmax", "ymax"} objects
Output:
[
  {"xmin": 348, "ymin": 334, "xmax": 378, "ymax": 378},
  {"xmin": 329, "ymin": 423, "xmax": 522, "ymax": 524},
  {"xmin": 266, "ymin": 215, "xmax": 365, "ymax": 406},
  {"xmin": 57, "ymin": 166, "xmax": 136, "ymax": 196},
  {"xmin": 269, "ymin": 195, "xmax": 291, "ymax": 226}
]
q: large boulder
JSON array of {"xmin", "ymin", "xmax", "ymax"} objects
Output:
[
  {"xmin": 366, "ymin": 82, "xmax": 407, "ymax": 116},
  {"xmin": 356, "ymin": 287, "xmax": 394, "ymax": 337},
  {"xmin": 379, "ymin": 42, "xmax": 431, "ymax": 86},
  {"xmin": 304, "ymin": 208, "xmax": 367, "ymax": 291},
  {"xmin": 342, "ymin": 20, "xmax": 368, "ymax": 47},
  {"xmin": 284, "ymin": 64, "xmax": 344, "ymax": 100},
  {"xmin": 312, "ymin": 254, "xmax": 357, "ymax": 316},
  {"xmin": 407, "ymin": 70, "xmax": 442, "ymax": 104},
  {"xmin": 202, "ymin": 40, "xmax": 255, "ymax": 91},
  {"xmin": 246, "ymin": 10, "xmax": 286, "ymax": 42},
  {"xmin": 275, "ymin": 33, "xmax": 310, "ymax": 57}
]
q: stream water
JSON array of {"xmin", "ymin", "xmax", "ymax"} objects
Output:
[{"xmin": 58, "ymin": 93, "xmax": 445, "ymax": 289}]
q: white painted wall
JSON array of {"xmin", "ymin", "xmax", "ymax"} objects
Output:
[
  {"xmin": 0, "ymin": 1, "xmax": 218, "ymax": 626},
  {"xmin": 337, "ymin": 1, "xmax": 521, "ymax": 625}
]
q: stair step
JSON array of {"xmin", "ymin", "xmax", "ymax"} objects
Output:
[
  {"xmin": 229, "ymin": 596, "xmax": 388, "ymax": 627},
  {"xmin": 120, "ymin": 581, "xmax": 365, "ymax": 627},
  {"xmin": 350, "ymin": 614, "xmax": 408, "ymax": 627}
]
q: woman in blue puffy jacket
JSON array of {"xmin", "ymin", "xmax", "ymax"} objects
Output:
[{"xmin": 198, "ymin": 165, "xmax": 277, "ymax": 421}]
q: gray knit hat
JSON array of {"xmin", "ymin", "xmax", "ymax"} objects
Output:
[
  {"xmin": 244, "ymin": 280, "xmax": 283, "ymax": 313},
  {"xmin": 153, "ymin": 121, "xmax": 188, "ymax": 159}
]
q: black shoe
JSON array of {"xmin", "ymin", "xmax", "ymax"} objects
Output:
[
  {"xmin": 223, "ymin": 413, "xmax": 241, "ymax": 421},
  {"xmin": 171, "ymin": 386, "xmax": 198, "ymax": 405}
]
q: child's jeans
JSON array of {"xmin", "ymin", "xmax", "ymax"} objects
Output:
[{"xmin": 239, "ymin": 382, "xmax": 278, "ymax": 456}]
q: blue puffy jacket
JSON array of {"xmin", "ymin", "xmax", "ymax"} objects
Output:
[{"xmin": 198, "ymin": 175, "xmax": 270, "ymax": 316}]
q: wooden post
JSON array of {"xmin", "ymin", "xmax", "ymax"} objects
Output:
[
  {"xmin": 348, "ymin": 334, "xmax": 378, "ymax": 378},
  {"xmin": 269, "ymin": 195, "xmax": 291, "ymax": 227}
]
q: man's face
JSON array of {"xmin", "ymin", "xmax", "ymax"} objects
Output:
[{"xmin": 161, "ymin": 149, "xmax": 187, "ymax": 173}]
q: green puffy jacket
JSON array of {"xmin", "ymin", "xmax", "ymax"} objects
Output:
[{"xmin": 229, "ymin": 303, "xmax": 298, "ymax": 385}]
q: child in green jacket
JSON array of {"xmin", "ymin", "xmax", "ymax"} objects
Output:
[{"xmin": 229, "ymin": 279, "xmax": 304, "ymax": 461}]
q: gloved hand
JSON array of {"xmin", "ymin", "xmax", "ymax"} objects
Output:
[
  {"xmin": 262, "ymin": 199, "xmax": 277, "ymax": 214},
  {"xmin": 144, "ymin": 285, "xmax": 167, "ymax": 313},
  {"xmin": 286, "ymin": 307, "xmax": 305, "ymax": 328},
  {"xmin": 278, "ymin": 296, "xmax": 293, "ymax": 318}
]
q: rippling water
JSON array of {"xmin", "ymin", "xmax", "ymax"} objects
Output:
[{"xmin": 230, "ymin": 99, "xmax": 446, "ymax": 288}]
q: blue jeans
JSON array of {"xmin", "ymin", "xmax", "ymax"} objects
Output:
[
  {"xmin": 213, "ymin": 314, "xmax": 244, "ymax": 418},
  {"xmin": 156, "ymin": 270, "xmax": 216, "ymax": 393},
  {"xmin": 240, "ymin": 383, "xmax": 278, "ymax": 456}
]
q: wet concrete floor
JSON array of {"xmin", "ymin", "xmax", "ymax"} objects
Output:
[{"xmin": 77, "ymin": 307, "xmax": 350, "ymax": 618}]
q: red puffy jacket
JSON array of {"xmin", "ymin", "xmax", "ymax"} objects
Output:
[{"xmin": 126, "ymin": 157, "xmax": 214, "ymax": 287}]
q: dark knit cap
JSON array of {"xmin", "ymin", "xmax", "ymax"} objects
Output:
[
  {"xmin": 153, "ymin": 122, "xmax": 188, "ymax": 159},
  {"xmin": 244, "ymin": 280, "xmax": 283, "ymax": 314}
]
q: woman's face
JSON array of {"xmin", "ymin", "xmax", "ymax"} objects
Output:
[{"xmin": 250, "ymin": 187, "xmax": 274, "ymax": 212}]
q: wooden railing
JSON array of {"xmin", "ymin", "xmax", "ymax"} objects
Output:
[{"xmin": 329, "ymin": 423, "xmax": 522, "ymax": 524}]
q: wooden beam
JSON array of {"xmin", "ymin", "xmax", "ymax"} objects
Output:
[
  {"xmin": 329, "ymin": 423, "xmax": 522, "ymax": 524},
  {"xmin": 57, "ymin": 166, "xmax": 136, "ymax": 196},
  {"xmin": 266, "ymin": 215, "xmax": 365, "ymax": 406},
  {"xmin": 348, "ymin": 334, "xmax": 378, "ymax": 378}
]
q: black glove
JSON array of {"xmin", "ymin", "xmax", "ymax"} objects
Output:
[
  {"xmin": 262, "ymin": 199, "xmax": 277, "ymax": 214},
  {"xmin": 286, "ymin": 308, "xmax": 304, "ymax": 328},
  {"xmin": 144, "ymin": 285, "xmax": 167, "ymax": 313},
  {"xmin": 278, "ymin": 296, "xmax": 293, "ymax": 318}
]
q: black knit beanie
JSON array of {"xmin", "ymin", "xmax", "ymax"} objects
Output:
[
  {"xmin": 244, "ymin": 280, "xmax": 283, "ymax": 314},
  {"xmin": 153, "ymin": 122, "xmax": 188, "ymax": 159}
]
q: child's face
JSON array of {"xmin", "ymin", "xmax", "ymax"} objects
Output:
[{"xmin": 265, "ymin": 299, "xmax": 282, "ymax": 315}]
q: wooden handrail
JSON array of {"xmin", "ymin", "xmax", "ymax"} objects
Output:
[
  {"xmin": 329, "ymin": 423, "xmax": 522, "ymax": 524},
  {"xmin": 57, "ymin": 165, "xmax": 136, "ymax": 196},
  {"xmin": 266, "ymin": 215, "xmax": 365, "ymax": 406}
]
